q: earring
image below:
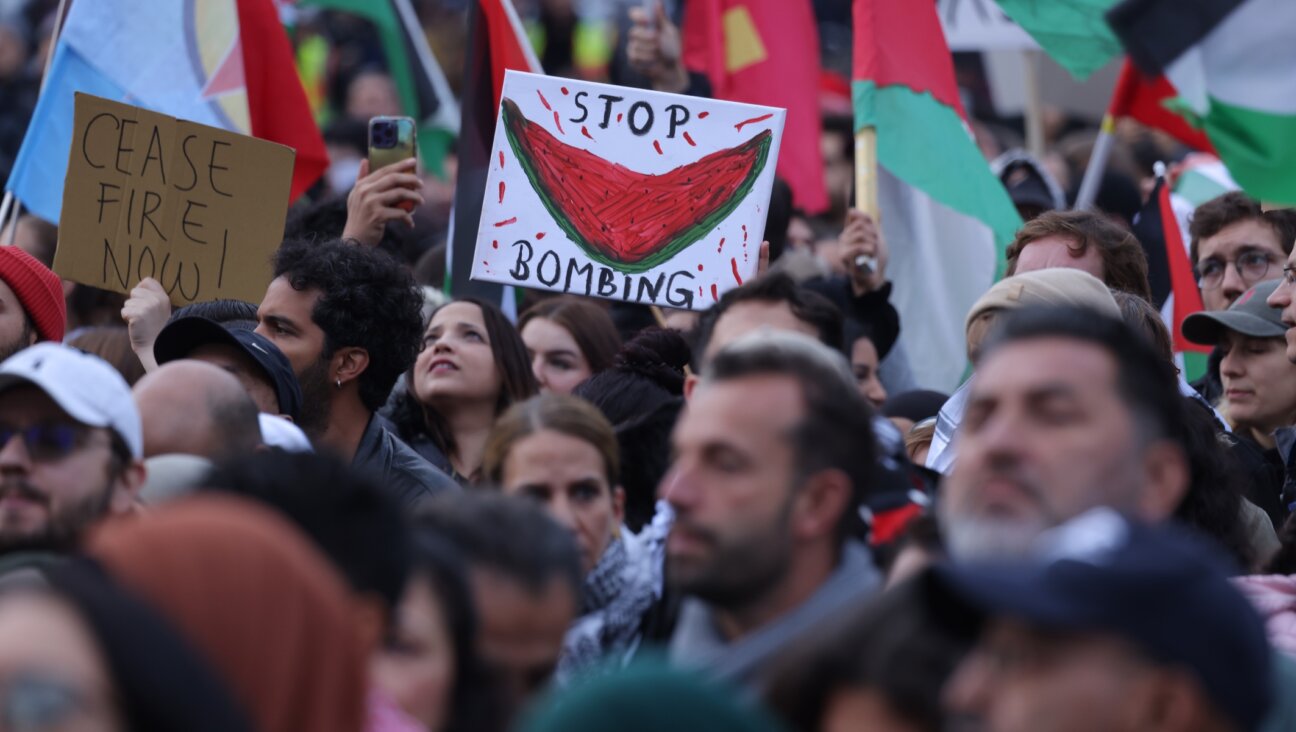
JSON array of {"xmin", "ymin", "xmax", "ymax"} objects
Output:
[{"xmin": 335, "ymin": 378, "xmax": 342, "ymax": 389}]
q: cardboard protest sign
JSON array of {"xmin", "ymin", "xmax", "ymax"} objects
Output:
[
  {"xmin": 472, "ymin": 71, "xmax": 784, "ymax": 310},
  {"xmin": 55, "ymin": 93, "xmax": 294, "ymax": 305}
]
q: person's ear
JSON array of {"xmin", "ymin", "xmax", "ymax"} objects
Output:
[
  {"xmin": 1125, "ymin": 667, "xmax": 1213, "ymax": 732},
  {"xmin": 333, "ymin": 347, "xmax": 370, "ymax": 387},
  {"xmin": 791, "ymin": 469, "xmax": 852, "ymax": 542},
  {"xmin": 683, "ymin": 373, "xmax": 698, "ymax": 401},
  {"xmin": 112, "ymin": 459, "xmax": 148, "ymax": 512},
  {"xmin": 1139, "ymin": 441, "xmax": 1190, "ymax": 522}
]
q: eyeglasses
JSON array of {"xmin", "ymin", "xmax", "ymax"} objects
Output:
[
  {"xmin": 1194, "ymin": 250, "xmax": 1275, "ymax": 290},
  {"xmin": 0, "ymin": 424, "xmax": 92, "ymax": 463}
]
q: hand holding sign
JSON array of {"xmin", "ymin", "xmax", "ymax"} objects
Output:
[
  {"xmin": 56, "ymin": 94, "xmax": 294, "ymax": 306},
  {"xmin": 120, "ymin": 277, "xmax": 170, "ymax": 371}
]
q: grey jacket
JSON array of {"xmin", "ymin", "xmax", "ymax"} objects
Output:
[
  {"xmin": 352, "ymin": 415, "xmax": 458, "ymax": 507},
  {"xmin": 667, "ymin": 541, "xmax": 881, "ymax": 689}
]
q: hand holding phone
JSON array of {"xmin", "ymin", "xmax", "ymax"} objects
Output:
[{"xmin": 368, "ymin": 116, "xmax": 419, "ymax": 212}]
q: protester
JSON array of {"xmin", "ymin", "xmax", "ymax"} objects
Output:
[
  {"xmin": 1006, "ymin": 209, "xmax": 1153, "ymax": 301},
  {"xmin": 88, "ymin": 495, "xmax": 369, "ymax": 732},
  {"xmin": 0, "ymin": 244, "xmax": 63, "ymax": 360},
  {"xmin": 937, "ymin": 307, "xmax": 1196, "ymax": 560},
  {"xmin": 0, "ymin": 561, "xmax": 257, "ymax": 732},
  {"xmin": 255, "ymin": 238, "xmax": 456, "ymax": 501},
  {"xmin": 153, "ymin": 316, "xmax": 303, "ymax": 422},
  {"xmin": 936, "ymin": 510, "xmax": 1272, "ymax": 732},
  {"xmin": 387, "ymin": 298, "xmax": 538, "ymax": 484},
  {"xmin": 1184, "ymin": 280, "xmax": 1294, "ymax": 523},
  {"xmin": 483, "ymin": 393, "xmax": 665, "ymax": 681},
  {"xmin": 573, "ymin": 327, "xmax": 689, "ymax": 531},
  {"xmin": 417, "ymin": 492, "xmax": 580, "ymax": 720},
  {"xmin": 662, "ymin": 331, "xmax": 881, "ymax": 687},
  {"xmin": 518, "ymin": 297, "xmax": 621, "ymax": 395},
  {"xmin": 764, "ymin": 577, "xmax": 970, "ymax": 732},
  {"xmin": 0, "ymin": 343, "xmax": 144, "ymax": 558},
  {"xmin": 1190, "ymin": 193, "xmax": 1296, "ymax": 313},
  {"xmin": 373, "ymin": 527, "xmax": 500, "ymax": 732},
  {"xmin": 1114, "ymin": 289, "xmax": 1175, "ymax": 363},
  {"xmin": 132, "ymin": 361, "xmax": 263, "ymax": 460},
  {"xmin": 844, "ymin": 318, "xmax": 888, "ymax": 409}
]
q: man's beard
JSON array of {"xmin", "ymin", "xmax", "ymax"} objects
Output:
[
  {"xmin": 667, "ymin": 501, "xmax": 795, "ymax": 611},
  {"xmin": 0, "ymin": 475, "xmax": 116, "ymax": 556},
  {"xmin": 0, "ymin": 322, "xmax": 32, "ymax": 363},
  {"xmin": 295, "ymin": 353, "xmax": 334, "ymax": 439},
  {"xmin": 936, "ymin": 496, "xmax": 1055, "ymax": 561}
]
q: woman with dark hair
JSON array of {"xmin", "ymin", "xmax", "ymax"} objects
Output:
[
  {"xmin": 843, "ymin": 319, "xmax": 889, "ymax": 409},
  {"xmin": 388, "ymin": 298, "xmax": 538, "ymax": 484},
  {"xmin": 519, "ymin": 297, "xmax": 622, "ymax": 395},
  {"xmin": 572, "ymin": 328, "xmax": 689, "ymax": 531},
  {"xmin": 482, "ymin": 394, "xmax": 665, "ymax": 682},
  {"xmin": 374, "ymin": 529, "xmax": 501, "ymax": 732}
]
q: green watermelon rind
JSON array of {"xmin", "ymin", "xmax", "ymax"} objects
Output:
[{"xmin": 501, "ymin": 97, "xmax": 772, "ymax": 275}]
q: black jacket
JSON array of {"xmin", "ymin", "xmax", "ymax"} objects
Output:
[{"xmin": 352, "ymin": 414, "xmax": 458, "ymax": 507}]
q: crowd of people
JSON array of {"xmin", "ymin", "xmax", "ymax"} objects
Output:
[{"xmin": 0, "ymin": 1, "xmax": 1294, "ymax": 732}]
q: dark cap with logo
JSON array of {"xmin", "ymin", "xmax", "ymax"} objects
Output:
[
  {"xmin": 153, "ymin": 316, "xmax": 302, "ymax": 421},
  {"xmin": 1182, "ymin": 279, "xmax": 1287, "ymax": 345}
]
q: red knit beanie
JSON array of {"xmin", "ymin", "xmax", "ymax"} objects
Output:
[{"xmin": 0, "ymin": 246, "xmax": 66, "ymax": 343}]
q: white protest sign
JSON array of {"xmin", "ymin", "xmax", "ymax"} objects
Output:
[
  {"xmin": 938, "ymin": 0, "xmax": 1038, "ymax": 51},
  {"xmin": 471, "ymin": 70, "xmax": 784, "ymax": 310}
]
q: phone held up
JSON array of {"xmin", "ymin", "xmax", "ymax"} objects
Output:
[{"xmin": 368, "ymin": 116, "xmax": 419, "ymax": 211}]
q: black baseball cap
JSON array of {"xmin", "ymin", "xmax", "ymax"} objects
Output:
[
  {"xmin": 926, "ymin": 510, "xmax": 1272, "ymax": 732},
  {"xmin": 1182, "ymin": 278, "xmax": 1287, "ymax": 345},
  {"xmin": 153, "ymin": 316, "xmax": 303, "ymax": 421}
]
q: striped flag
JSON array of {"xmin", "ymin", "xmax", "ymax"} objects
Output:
[
  {"xmin": 992, "ymin": 0, "xmax": 1122, "ymax": 79},
  {"xmin": 854, "ymin": 0, "xmax": 1022, "ymax": 391},
  {"xmin": 1108, "ymin": 58, "xmax": 1214, "ymax": 153},
  {"xmin": 1109, "ymin": 0, "xmax": 1296, "ymax": 205},
  {"xmin": 446, "ymin": 0, "xmax": 542, "ymax": 311},
  {"xmin": 7, "ymin": 0, "xmax": 327, "ymax": 223}
]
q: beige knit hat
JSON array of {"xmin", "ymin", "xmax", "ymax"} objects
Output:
[{"xmin": 965, "ymin": 268, "xmax": 1122, "ymax": 335}]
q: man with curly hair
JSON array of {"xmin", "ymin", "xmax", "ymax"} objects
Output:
[{"xmin": 256, "ymin": 239, "xmax": 456, "ymax": 504}]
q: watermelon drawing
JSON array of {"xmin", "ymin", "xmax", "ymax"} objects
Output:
[{"xmin": 500, "ymin": 97, "xmax": 772, "ymax": 273}]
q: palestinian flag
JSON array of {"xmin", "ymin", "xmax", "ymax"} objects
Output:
[
  {"xmin": 1109, "ymin": 0, "xmax": 1296, "ymax": 205},
  {"xmin": 298, "ymin": 0, "xmax": 460, "ymax": 174},
  {"xmin": 447, "ymin": 0, "xmax": 542, "ymax": 308},
  {"xmin": 1108, "ymin": 59, "xmax": 1214, "ymax": 153},
  {"xmin": 854, "ymin": 0, "xmax": 1022, "ymax": 391},
  {"xmin": 682, "ymin": 0, "xmax": 828, "ymax": 214},
  {"xmin": 992, "ymin": 0, "xmax": 1122, "ymax": 79},
  {"xmin": 1131, "ymin": 176, "xmax": 1211, "ymax": 377}
]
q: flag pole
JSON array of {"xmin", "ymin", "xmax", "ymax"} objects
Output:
[
  {"xmin": 854, "ymin": 126, "xmax": 880, "ymax": 272},
  {"xmin": 1074, "ymin": 113, "xmax": 1116, "ymax": 210},
  {"xmin": 0, "ymin": 0, "xmax": 70, "ymax": 243},
  {"xmin": 390, "ymin": 0, "xmax": 461, "ymax": 133},
  {"xmin": 1022, "ymin": 49, "xmax": 1046, "ymax": 159}
]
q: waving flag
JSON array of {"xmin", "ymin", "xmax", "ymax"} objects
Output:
[
  {"xmin": 854, "ymin": 0, "xmax": 1022, "ymax": 391},
  {"xmin": 993, "ymin": 0, "xmax": 1122, "ymax": 79},
  {"xmin": 7, "ymin": 0, "xmax": 327, "ymax": 224}
]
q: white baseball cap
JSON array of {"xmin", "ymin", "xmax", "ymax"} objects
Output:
[{"xmin": 0, "ymin": 343, "xmax": 143, "ymax": 459}]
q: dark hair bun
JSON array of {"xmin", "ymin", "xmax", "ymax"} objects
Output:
[{"xmin": 615, "ymin": 327, "xmax": 690, "ymax": 395}]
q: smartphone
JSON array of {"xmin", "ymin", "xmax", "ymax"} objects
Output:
[{"xmin": 368, "ymin": 116, "xmax": 419, "ymax": 210}]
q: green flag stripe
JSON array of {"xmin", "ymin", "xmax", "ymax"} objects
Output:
[
  {"xmin": 993, "ymin": 0, "xmax": 1122, "ymax": 80},
  {"xmin": 1200, "ymin": 95, "xmax": 1296, "ymax": 206}
]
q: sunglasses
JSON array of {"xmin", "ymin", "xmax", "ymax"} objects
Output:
[{"xmin": 0, "ymin": 424, "xmax": 93, "ymax": 463}]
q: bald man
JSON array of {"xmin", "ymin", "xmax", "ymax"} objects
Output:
[{"xmin": 133, "ymin": 361, "xmax": 263, "ymax": 459}]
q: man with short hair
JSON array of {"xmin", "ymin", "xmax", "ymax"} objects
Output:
[
  {"xmin": 938, "ymin": 307, "xmax": 1191, "ymax": 559},
  {"xmin": 0, "ymin": 246, "xmax": 65, "ymax": 361},
  {"xmin": 417, "ymin": 492, "xmax": 580, "ymax": 719},
  {"xmin": 132, "ymin": 360, "xmax": 263, "ymax": 459},
  {"xmin": 1007, "ymin": 209, "xmax": 1153, "ymax": 301},
  {"xmin": 0, "ymin": 343, "xmax": 145, "ymax": 556},
  {"xmin": 255, "ymin": 239, "xmax": 456, "ymax": 503},
  {"xmin": 935, "ymin": 510, "xmax": 1272, "ymax": 732},
  {"xmin": 1190, "ymin": 192, "xmax": 1296, "ymax": 312},
  {"xmin": 663, "ymin": 331, "xmax": 882, "ymax": 686}
]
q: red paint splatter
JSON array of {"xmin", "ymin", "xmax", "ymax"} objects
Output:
[
  {"xmin": 683, "ymin": 131, "xmax": 697, "ymax": 147},
  {"xmin": 581, "ymin": 126, "xmax": 594, "ymax": 140},
  {"xmin": 537, "ymin": 89, "xmax": 552, "ymax": 111},
  {"xmin": 742, "ymin": 225, "xmax": 748, "ymax": 243},
  {"xmin": 482, "ymin": 260, "xmax": 489, "ymax": 266},
  {"xmin": 734, "ymin": 113, "xmax": 773, "ymax": 132},
  {"xmin": 697, "ymin": 263, "xmax": 704, "ymax": 272},
  {"xmin": 710, "ymin": 284, "xmax": 719, "ymax": 301},
  {"xmin": 699, "ymin": 286, "xmax": 704, "ymax": 297},
  {"xmin": 698, "ymin": 111, "xmax": 710, "ymax": 119},
  {"xmin": 498, "ymin": 181, "xmax": 505, "ymax": 203},
  {"xmin": 494, "ymin": 217, "xmax": 517, "ymax": 227},
  {"xmin": 616, "ymin": 112, "xmax": 623, "ymax": 123},
  {"xmin": 553, "ymin": 111, "xmax": 565, "ymax": 134},
  {"xmin": 653, "ymin": 140, "xmax": 663, "ymax": 155},
  {"xmin": 561, "ymin": 86, "xmax": 569, "ymax": 95},
  {"xmin": 498, "ymin": 151, "xmax": 504, "ymax": 167},
  {"xmin": 491, "ymin": 240, "xmax": 499, "ymax": 249},
  {"xmin": 536, "ymin": 232, "xmax": 546, "ymax": 240},
  {"xmin": 731, "ymin": 258, "xmax": 744, "ymax": 285},
  {"xmin": 718, "ymin": 237, "xmax": 726, "ymax": 251}
]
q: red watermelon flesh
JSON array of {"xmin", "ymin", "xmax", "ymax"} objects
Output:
[{"xmin": 500, "ymin": 97, "xmax": 772, "ymax": 272}]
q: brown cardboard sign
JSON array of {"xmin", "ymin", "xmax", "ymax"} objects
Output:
[{"xmin": 55, "ymin": 93, "xmax": 294, "ymax": 305}]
